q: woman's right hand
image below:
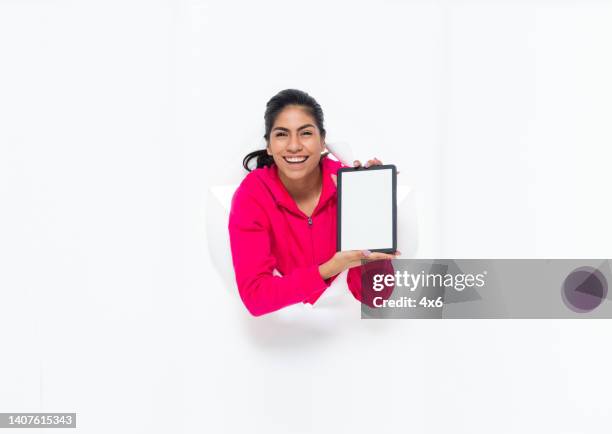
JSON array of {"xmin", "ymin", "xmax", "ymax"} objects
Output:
[{"xmin": 319, "ymin": 249, "xmax": 400, "ymax": 280}]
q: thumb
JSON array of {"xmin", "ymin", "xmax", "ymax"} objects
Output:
[{"xmin": 330, "ymin": 173, "xmax": 337, "ymax": 187}]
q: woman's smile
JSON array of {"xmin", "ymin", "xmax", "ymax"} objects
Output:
[{"xmin": 282, "ymin": 155, "xmax": 309, "ymax": 165}]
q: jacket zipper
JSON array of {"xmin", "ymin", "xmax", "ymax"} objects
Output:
[
  {"xmin": 307, "ymin": 216, "xmax": 315, "ymax": 263},
  {"xmin": 276, "ymin": 201, "xmax": 324, "ymax": 266}
]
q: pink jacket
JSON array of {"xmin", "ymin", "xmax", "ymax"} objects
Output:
[{"xmin": 228, "ymin": 156, "xmax": 393, "ymax": 316}]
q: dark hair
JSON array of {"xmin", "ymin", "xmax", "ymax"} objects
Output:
[{"xmin": 242, "ymin": 89, "xmax": 327, "ymax": 171}]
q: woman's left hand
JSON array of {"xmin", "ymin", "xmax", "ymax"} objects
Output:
[
  {"xmin": 331, "ymin": 157, "xmax": 384, "ymax": 187},
  {"xmin": 353, "ymin": 157, "xmax": 383, "ymax": 169}
]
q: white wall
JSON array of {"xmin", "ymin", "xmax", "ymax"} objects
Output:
[{"xmin": 1, "ymin": 1, "xmax": 611, "ymax": 433}]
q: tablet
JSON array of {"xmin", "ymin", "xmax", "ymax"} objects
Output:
[{"xmin": 337, "ymin": 164, "xmax": 397, "ymax": 253}]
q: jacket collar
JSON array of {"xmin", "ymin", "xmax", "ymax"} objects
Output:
[{"xmin": 256, "ymin": 156, "xmax": 338, "ymax": 218}]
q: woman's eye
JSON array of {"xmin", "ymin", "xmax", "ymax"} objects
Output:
[
  {"xmin": 275, "ymin": 132, "xmax": 287, "ymax": 137},
  {"xmin": 302, "ymin": 131, "xmax": 312, "ymax": 135}
]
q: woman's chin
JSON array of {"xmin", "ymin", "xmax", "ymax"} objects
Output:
[
  {"xmin": 279, "ymin": 163, "xmax": 318, "ymax": 180},
  {"xmin": 280, "ymin": 168, "xmax": 307, "ymax": 180}
]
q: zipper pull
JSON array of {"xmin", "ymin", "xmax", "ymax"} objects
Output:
[{"xmin": 307, "ymin": 216, "xmax": 313, "ymax": 226}]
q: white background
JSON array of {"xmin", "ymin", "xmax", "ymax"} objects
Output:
[{"xmin": 1, "ymin": 1, "xmax": 612, "ymax": 433}]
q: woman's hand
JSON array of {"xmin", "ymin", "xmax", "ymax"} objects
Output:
[
  {"xmin": 319, "ymin": 249, "xmax": 400, "ymax": 280},
  {"xmin": 330, "ymin": 157, "xmax": 383, "ymax": 187},
  {"xmin": 330, "ymin": 157, "xmax": 399, "ymax": 186},
  {"xmin": 353, "ymin": 157, "xmax": 383, "ymax": 169}
]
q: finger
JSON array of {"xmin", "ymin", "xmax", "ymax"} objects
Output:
[
  {"xmin": 343, "ymin": 250, "xmax": 370, "ymax": 267},
  {"xmin": 353, "ymin": 160, "xmax": 362, "ymax": 168},
  {"xmin": 330, "ymin": 173, "xmax": 337, "ymax": 187},
  {"xmin": 346, "ymin": 250, "xmax": 372, "ymax": 262},
  {"xmin": 365, "ymin": 158, "xmax": 383, "ymax": 168},
  {"xmin": 366, "ymin": 252, "xmax": 398, "ymax": 261}
]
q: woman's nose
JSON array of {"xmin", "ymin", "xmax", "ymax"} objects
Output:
[{"xmin": 287, "ymin": 134, "xmax": 302, "ymax": 151}]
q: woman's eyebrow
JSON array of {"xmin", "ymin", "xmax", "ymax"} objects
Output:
[{"xmin": 272, "ymin": 124, "xmax": 315, "ymax": 132}]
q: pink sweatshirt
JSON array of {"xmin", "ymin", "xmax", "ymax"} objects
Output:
[{"xmin": 228, "ymin": 156, "xmax": 393, "ymax": 316}]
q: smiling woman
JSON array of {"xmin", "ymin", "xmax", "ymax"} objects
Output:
[
  {"xmin": 265, "ymin": 105, "xmax": 326, "ymax": 217},
  {"xmin": 230, "ymin": 89, "xmax": 398, "ymax": 316}
]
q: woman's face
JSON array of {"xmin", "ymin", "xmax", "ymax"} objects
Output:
[{"xmin": 267, "ymin": 105, "xmax": 325, "ymax": 182}]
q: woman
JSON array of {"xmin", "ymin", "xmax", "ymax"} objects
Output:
[{"xmin": 228, "ymin": 89, "xmax": 398, "ymax": 317}]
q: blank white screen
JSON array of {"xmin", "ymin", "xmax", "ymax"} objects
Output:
[{"xmin": 340, "ymin": 168, "xmax": 393, "ymax": 251}]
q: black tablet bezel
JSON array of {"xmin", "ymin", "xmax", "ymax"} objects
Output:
[{"xmin": 336, "ymin": 164, "xmax": 397, "ymax": 253}]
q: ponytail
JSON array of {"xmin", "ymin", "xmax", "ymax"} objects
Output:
[{"xmin": 242, "ymin": 149, "xmax": 274, "ymax": 172}]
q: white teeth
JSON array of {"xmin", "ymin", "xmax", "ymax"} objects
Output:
[{"xmin": 284, "ymin": 156, "xmax": 308, "ymax": 163}]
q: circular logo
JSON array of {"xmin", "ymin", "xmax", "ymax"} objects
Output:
[{"xmin": 562, "ymin": 266, "xmax": 608, "ymax": 313}]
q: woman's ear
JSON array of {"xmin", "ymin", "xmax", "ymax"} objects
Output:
[{"xmin": 266, "ymin": 144, "xmax": 272, "ymax": 156}]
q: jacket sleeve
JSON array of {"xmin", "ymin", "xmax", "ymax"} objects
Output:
[
  {"xmin": 228, "ymin": 187, "xmax": 331, "ymax": 317},
  {"xmin": 347, "ymin": 260, "xmax": 396, "ymax": 308}
]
